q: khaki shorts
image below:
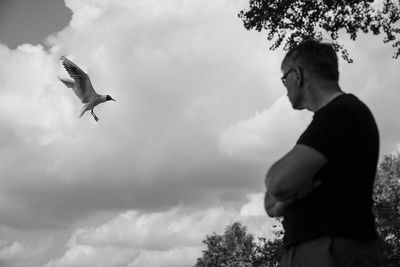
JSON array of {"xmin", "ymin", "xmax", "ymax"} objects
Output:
[{"xmin": 280, "ymin": 236, "xmax": 383, "ymax": 267}]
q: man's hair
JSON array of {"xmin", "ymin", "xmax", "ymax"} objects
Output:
[{"xmin": 281, "ymin": 39, "xmax": 339, "ymax": 82}]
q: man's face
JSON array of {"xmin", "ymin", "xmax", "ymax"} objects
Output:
[{"xmin": 281, "ymin": 66, "xmax": 302, "ymax": 110}]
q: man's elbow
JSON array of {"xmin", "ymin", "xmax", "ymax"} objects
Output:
[
  {"xmin": 265, "ymin": 207, "xmax": 278, "ymax": 217},
  {"xmin": 264, "ymin": 192, "xmax": 275, "ymax": 217},
  {"xmin": 264, "ymin": 202, "xmax": 286, "ymax": 218},
  {"xmin": 264, "ymin": 192, "xmax": 283, "ymax": 217}
]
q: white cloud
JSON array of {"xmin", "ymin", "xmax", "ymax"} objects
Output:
[
  {"xmin": 240, "ymin": 193, "xmax": 265, "ymax": 217},
  {"xmin": 219, "ymin": 96, "xmax": 311, "ymax": 163},
  {"xmin": 71, "ymin": 208, "xmax": 237, "ymax": 250},
  {"xmin": 0, "ymin": 44, "xmax": 74, "ymax": 145},
  {"xmin": 0, "ymin": 238, "xmax": 51, "ymax": 267},
  {"xmin": 127, "ymin": 246, "xmax": 201, "ymax": 267},
  {"xmin": 45, "ymin": 194, "xmax": 277, "ymax": 267},
  {"xmin": 44, "ymin": 245, "xmax": 138, "ymax": 267}
]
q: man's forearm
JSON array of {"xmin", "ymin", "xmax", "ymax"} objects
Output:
[
  {"xmin": 265, "ymin": 178, "xmax": 322, "ymax": 217},
  {"xmin": 264, "ymin": 145, "xmax": 327, "ymax": 202}
]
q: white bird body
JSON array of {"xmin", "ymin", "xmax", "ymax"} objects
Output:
[
  {"xmin": 58, "ymin": 56, "xmax": 115, "ymax": 121},
  {"xmin": 79, "ymin": 94, "xmax": 108, "ymax": 118}
]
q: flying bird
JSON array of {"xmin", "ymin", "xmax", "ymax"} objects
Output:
[{"xmin": 58, "ymin": 56, "xmax": 115, "ymax": 122}]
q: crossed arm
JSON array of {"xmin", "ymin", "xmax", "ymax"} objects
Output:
[{"xmin": 264, "ymin": 144, "xmax": 327, "ymax": 217}]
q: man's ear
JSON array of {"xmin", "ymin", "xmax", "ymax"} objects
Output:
[{"xmin": 295, "ymin": 67, "xmax": 304, "ymax": 87}]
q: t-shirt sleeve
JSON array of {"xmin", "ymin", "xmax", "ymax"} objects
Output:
[{"xmin": 296, "ymin": 106, "xmax": 353, "ymax": 161}]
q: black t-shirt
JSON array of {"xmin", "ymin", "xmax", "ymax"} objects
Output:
[{"xmin": 282, "ymin": 93, "xmax": 380, "ymax": 248}]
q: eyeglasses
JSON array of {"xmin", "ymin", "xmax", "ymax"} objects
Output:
[{"xmin": 281, "ymin": 68, "xmax": 295, "ymax": 85}]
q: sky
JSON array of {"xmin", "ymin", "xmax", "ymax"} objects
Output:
[{"xmin": 0, "ymin": 0, "xmax": 399, "ymax": 266}]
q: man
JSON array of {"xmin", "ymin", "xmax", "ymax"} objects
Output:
[{"xmin": 264, "ymin": 39, "xmax": 383, "ymax": 267}]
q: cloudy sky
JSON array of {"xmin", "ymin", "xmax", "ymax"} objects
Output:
[{"xmin": 0, "ymin": 0, "xmax": 399, "ymax": 266}]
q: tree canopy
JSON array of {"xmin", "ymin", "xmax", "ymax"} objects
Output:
[
  {"xmin": 194, "ymin": 221, "xmax": 283, "ymax": 267},
  {"xmin": 238, "ymin": 0, "xmax": 400, "ymax": 62}
]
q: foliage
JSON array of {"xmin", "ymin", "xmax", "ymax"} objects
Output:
[
  {"xmin": 252, "ymin": 222, "xmax": 284, "ymax": 267},
  {"xmin": 194, "ymin": 221, "xmax": 284, "ymax": 267},
  {"xmin": 238, "ymin": 0, "xmax": 400, "ymax": 62},
  {"xmin": 373, "ymin": 152, "xmax": 400, "ymax": 267}
]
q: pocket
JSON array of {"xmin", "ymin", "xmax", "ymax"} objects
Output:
[
  {"xmin": 327, "ymin": 237, "xmax": 348, "ymax": 266},
  {"xmin": 325, "ymin": 237, "xmax": 341, "ymax": 267},
  {"xmin": 293, "ymin": 237, "xmax": 341, "ymax": 267},
  {"xmin": 329, "ymin": 237, "xmax": 384, "ymax": 267}
]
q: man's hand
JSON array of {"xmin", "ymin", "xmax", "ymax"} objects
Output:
[
  {"xmin": 265, "ymin": 179, "xmax": 322, "ymax": 217},
  {"xmin": 264, "ymin": 191, "xmax": 295, "ymax": 217}
]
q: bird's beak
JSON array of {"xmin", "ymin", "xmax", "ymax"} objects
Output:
[{"xmin": 112, "ymin": 98, "xmax": 116, "ymax": 101}]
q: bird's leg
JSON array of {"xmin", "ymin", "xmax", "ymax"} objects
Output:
[{"xmin": 91, "ymin": 110, "xmax": 99, "ymax": 122}]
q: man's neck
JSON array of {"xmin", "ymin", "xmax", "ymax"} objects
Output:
[{"xmin": 308, "ymin": 82, "xmax": 343, "ymax": 112}]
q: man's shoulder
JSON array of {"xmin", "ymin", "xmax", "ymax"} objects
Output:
[
  {"xmin": 338, "ymin": 94, "xmax": 375, "ymax": 122},
  {"xmin": 334, "ymin": 93, "xmax": 368, "ymax": 109},
  {"xmin": 318, "ymin": 93, "xmax": 370, "ymax": 118}
]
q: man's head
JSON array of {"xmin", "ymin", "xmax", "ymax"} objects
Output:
[{"xmin": 281, "ymin": 39, "xmax": 340, "ymax": 110}]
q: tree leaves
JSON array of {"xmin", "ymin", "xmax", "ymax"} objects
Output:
[
  {"xmin": 194, "ymin": 221, "xmax": 283, "ymax": 267},
  {"xmin": 373, "ymin": 152, "xmax": 400, "ymax": 265},
  {"xmin": 238, "ymin": 0, "xmax": 400, "ymax": 62}
]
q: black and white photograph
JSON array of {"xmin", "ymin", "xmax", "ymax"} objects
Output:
[{"xmin": 0, "ymin": 0, "xmax": 399, "ymax": 266}]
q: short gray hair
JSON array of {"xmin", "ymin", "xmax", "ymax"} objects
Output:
[{"xmin": 281, "ymin": 39, "xmax": 339, "ymax": 82}]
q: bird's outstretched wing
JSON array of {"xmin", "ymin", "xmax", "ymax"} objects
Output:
[{"xmin": 60, "ymin": 56, "xmax": 97, "ymax": 103}]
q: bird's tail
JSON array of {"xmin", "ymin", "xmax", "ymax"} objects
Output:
[{"xmin": 57, "ymin": 76, "xmax": 75, "ymax": 88}]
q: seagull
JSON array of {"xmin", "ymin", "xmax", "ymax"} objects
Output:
[{"xmin": 58, "ymin": 56, "xmax": 115, "ymax": 122}]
